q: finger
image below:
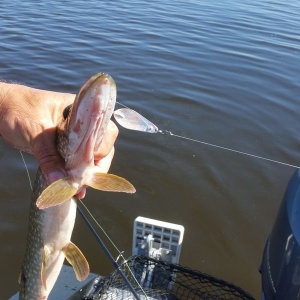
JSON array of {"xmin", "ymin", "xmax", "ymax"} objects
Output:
[
  {"xmin": 94, "ymin": 120, "xmax": 118, "ymax": 160},
  {"xmin": 32, "ymin": 127, "xmax": 66, "ymax": 184},
  {"xmin": 94, "ymin": 147, "xmax": 115, "ymax": 173},
  {"xmin": 75, "ymin": 187, "xmax": 86, "ymax": 200},
  {"xmin": 75, "ymin": 146, "xmax": 115, "ymax": 199}
]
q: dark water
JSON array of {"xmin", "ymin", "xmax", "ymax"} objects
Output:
[{"xmin": 1, "ymin": 0, "xmax": 300, "ymax": 298}]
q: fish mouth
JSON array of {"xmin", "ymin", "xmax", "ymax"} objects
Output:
[{"xmin": 65, "ymin": 73, "xmax": 116, "ymax": 166}]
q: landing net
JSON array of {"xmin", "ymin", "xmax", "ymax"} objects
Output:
[{"xmin": 72, "ymin": 255, "xmax": 255, "ymax": 300}]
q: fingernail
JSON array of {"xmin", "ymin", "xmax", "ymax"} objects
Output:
[
  {"xmin": 75, "ymin": 188, "xmax": 86, "ymax": 200},
  {"xmin": 47, "ymin": 170, "xmax": 65, "ymax": 184}
]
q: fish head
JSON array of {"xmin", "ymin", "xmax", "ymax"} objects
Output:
[
  {"xmin": 36, "ymin": 73, "xmax": 135, "ymax": 210},
  {"xmin": 58, "ymin": 73, "xmax": 116, "ymax": 168}
]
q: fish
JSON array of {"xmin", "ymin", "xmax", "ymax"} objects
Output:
[{"xmin": 19, "ymin": 73, "xmax": 136, "ymax": 299}]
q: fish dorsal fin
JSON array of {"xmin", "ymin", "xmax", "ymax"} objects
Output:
[
  {"xmin": 36, "ymin": 178, "xmax": 78, "ymax": 209},
  {"xmin": 62, "ymin": 242, "xmax": 89, "ymax": 281},
  {"xmin": 87, "ymin": 173, "xmax": 136, "ymax": 193}
]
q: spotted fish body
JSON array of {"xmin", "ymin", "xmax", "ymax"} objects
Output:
[
  {"xmin": 19, "ymin": 74, "xmax": 135, "ymax": 299},
  {"xmin": 19, "ymin": 169, "xmax": 78, "ymax": 300}
]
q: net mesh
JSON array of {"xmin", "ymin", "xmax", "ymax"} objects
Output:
[{"xmin": 83, "ymin": 256, "xmax": 255, "ymax": 300}]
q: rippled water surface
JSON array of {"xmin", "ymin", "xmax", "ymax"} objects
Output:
[{"xmin": 1, "ymin": 0, "xmax": 300, "ymax": 298}]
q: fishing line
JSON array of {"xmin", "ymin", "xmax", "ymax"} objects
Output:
[
  {"xmin": 113, "ymin": 105, "xmax": 299, "ymax": 169},
  {"xmin": 78, "ymin": 200, "xmax": 146, "ymax": 299},
  {"xmin": 78, "ymin": 200, "xmax": 124, "ymax": 257},
  {"xmin": 19, "ymin": 151, "xmax": 33, "ymax": 191},
  {"xmin": 163, "ymin": 132, "xmax": 299, "ymax": 169}
]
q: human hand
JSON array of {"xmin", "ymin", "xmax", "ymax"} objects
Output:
[{"xmin": 0, "ymin": 82, "xmax": 118, "ymax": 196}]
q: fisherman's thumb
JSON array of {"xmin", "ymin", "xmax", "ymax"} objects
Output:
[{"xmin": 32, "ymin": 132, "xmax": 66, "ymax": 184}]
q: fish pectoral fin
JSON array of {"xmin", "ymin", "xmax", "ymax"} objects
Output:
[
  {"xmin": 87, "ymin": 173, "xmax": 136, "ymax": 193},
  {"xmin": 36, "ymin": 178, "xmax": 78, "ymax": 209},
  {"xmin": 62, "ymin": 242, "xmax": 89, "ymax": 281},
  {"xmin": 41, "ymin": 246, "xmax": 51, "ymax": 290}
]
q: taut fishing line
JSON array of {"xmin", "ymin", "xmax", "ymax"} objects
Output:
[{"xmin": 114, "ymin": 103, "xmax": 299, "ymax": 169}]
